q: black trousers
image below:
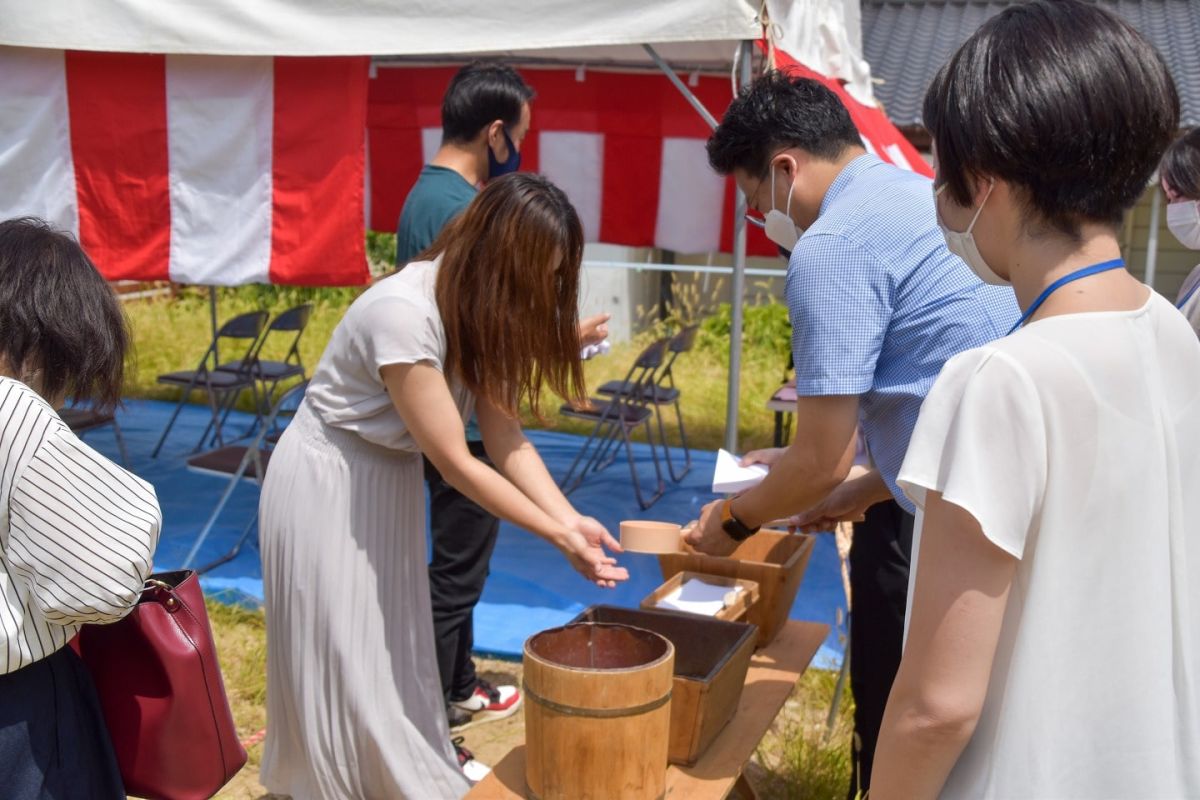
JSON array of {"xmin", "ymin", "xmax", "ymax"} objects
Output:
[
  {"xmin": 847, "ymin": 499, "xmax": 914, "ymax": 798},
  {"xmin": 425, "ymin": 440, "xmax": 501, "ymax": 704}
]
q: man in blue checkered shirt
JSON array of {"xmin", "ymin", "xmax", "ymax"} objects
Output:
[{"xmin": 684, "ymin": 72, "xmax": 1018, "ymax": 796}]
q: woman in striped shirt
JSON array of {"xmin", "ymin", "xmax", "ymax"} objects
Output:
[{"xmin": 0, "ymin": 218, "xmax": 161, "ymax": 799}]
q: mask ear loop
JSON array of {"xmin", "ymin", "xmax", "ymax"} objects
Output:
[
  {"xmin": 770, "ymin": 159, "xmax": 797, "ymax": 221},
  {"xmin": 965, "ymin": 179, "xmax": 996, "ymax": 234},
  {"xmin": 770, "ymin": 162, "xmax": 779, "ymax": 213},
  {"xmin": 785, "ymin": 165, "xmax": 796, "ymax": 221}
]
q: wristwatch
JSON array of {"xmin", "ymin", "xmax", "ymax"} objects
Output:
[{"xmin": 720, "ymin": 498, "xmax": 760, "ymax": 542}]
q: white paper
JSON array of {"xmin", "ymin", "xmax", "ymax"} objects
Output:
[
  {"xmin": 655, "ymin": 578, "xmax": 743, "ymax": 616},
  {"xmin": 712, "ymin": 448, "xmax": 769, "ymax": 494}
]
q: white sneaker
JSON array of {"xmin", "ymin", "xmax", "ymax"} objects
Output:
[
  {"xmin": 453, "ymin": 737, "xmax": 491, "ymax": 783},
  {"xmin": 449, "ymin": 679, "xmax": 522, "ymax": 731}
]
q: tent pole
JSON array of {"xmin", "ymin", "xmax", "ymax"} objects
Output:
[
  {"xmin": 642, "ymin": 45, "xmax": 720, "ymax": 130},
  {"xmin": 1145, "ymin": 185, "xmax": 1161, "ymax": 290},
  {"xmin": 209, "ymin": 286, "xmax": 219, "ymax": 363},
  {"xmin": 724, "ymin": 40, "xmax": 754, "ymax": 454}
]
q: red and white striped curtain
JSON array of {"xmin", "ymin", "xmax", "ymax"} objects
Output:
[
  {"xmin": 0, "ymin": 47, "xmax": 371, "ymax": 286},
  {"xmin": 367, "ymin": 60, "xmax": 930, "ymax": 258},
  {"xmin": 0, "ymin": 46, "xmax": 929, "ymax": 285}
]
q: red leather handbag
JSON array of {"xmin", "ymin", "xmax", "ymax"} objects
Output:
[{"xmin": 72, "ymin": 569, "xmax": 247, "ymax": 800}]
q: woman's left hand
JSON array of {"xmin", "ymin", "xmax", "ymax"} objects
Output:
[{"xmin": 557, "ymin": 514, "xmax": 628, "ymax": 588}]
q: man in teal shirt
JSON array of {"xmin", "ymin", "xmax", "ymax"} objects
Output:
[{"xmin": 396, "ymin": 63, "xmax": 607, "ymax": 777}]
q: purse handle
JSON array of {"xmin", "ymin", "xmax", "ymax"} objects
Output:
[{"xmin": 142, "ymin": 578, "xmax": 182, "ymax": 612}]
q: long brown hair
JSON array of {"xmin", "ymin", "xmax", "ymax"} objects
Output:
[{"xmin": 431, "ymin": 173, "xmax": 586, "ymax": 418}]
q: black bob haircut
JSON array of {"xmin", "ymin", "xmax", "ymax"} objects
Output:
[
  {"xmin": 707, "ymin": 71, "xmax": 863, "ymax": 177},
  {"xmin": 1162, "ymin": 128, "xmax": 1200, "ymax": 200},
  {"xmin": 924, "ymin": 0, "xmax": 1179, "ymax": 237},
  {"xmin": 0, "ymin": 218, "xmax": 129, "ymax": 410},
  {"xmin": 441, "ymin": 61, "xmax": 535, "ymax": 144}
]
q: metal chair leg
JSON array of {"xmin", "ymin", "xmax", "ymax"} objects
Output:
[
  {"xmin": 665, "ymin": 399, "xmax": 692, "ymax": 481},
  {"xmin": 181, "ymin": 447, "xmax": 257, "ymax": 569},
  {"xmin": 151, "ymin": 384, "xmax": 196, "ymax": 458},
  {"xmin": 559, "ymin": 416, "xmax": 609, "ymax": 493},
  {"xmin": 621, "ymin": 417, "xmax": 664, "ymax": 510},
  {"xmin": 111, "ymin": 418, "xmax": 130, "ymax": 468},
  {"xmin": 194, "ymin": 516, "xmax": 258, "ymax": 575}
]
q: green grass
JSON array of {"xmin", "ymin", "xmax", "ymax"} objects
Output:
[
  {"xmin": 124, "ymin": 284, "xmax": 791, "ymax": 451},
  {"xmin": 206, "ymin": 600, "xmax": 267, "ymax": 769},
  {"xmin": 752, "ymin": 667, "xmax": 859, "ymax": 799}
]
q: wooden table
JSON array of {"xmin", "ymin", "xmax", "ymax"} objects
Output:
[{"xmin": 466, "ymin": 619, "xmax": 829, "ymax": 800}]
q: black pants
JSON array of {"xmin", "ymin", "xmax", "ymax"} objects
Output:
[
  {"xmin": 425, "ymin": 440, "xmax": 501, "ymax": 704},
  {"xmin": 847, "ymin": 499, "xmax": 914, "ymax": 798}
]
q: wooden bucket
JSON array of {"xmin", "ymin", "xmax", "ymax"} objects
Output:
[{"xmin": 524, "ymin": 622, "xmax": 675, "ymax": 800}]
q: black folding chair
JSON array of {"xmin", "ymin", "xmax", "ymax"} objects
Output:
[
  {"xmin": 58, "ymin": 407, "xmax": 129, "ymax": 467},
  {"xmin": 559, "ymin": 338, "xmax": 669, "ymax": 509},
  {"xmin": 150, "ymin": 310, "xmax": 268, "ymax": 458},
  {"xmin": 598, "ymin": 324, "xmax": 697, "ymax": 481},
  {"xmin": 217, "ymin": 303, "xmax": 312, "ymax": 418},
  {"xmin": 767, "ymin": 351, "xmax": 796, "ymax": 448},
  {"xmin": 181, "ymin": 380, "xmax": 308, "ymax": 574}
]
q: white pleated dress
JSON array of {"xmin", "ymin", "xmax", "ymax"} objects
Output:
[{"xmin": 259, "ymin": 259, "xmax": 473, "ymax": 799}]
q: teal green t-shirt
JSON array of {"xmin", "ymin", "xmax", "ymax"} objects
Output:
[
  {"xmin": 395, "ymin": 165, "xmax": 477, "ymax": 264},
  {"xmin": 396, "ymin": 164, "xmax": 482, "ymax": 439}
]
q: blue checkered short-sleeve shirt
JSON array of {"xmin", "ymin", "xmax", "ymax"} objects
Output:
[{"xmin": 785, "ymin": 155, "xmax": 1020, "ymax": 512}]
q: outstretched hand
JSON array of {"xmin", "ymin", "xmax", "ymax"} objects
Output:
[
  {"xmin": 579, "ymin": 313, "xmax": 612, "ymax": 348},
  {"xmin": 558, "ymin": 515, "xmax": 628, "ymax": 588}
]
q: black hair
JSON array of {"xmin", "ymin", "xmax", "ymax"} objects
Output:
[
  {"xmin": 707, "ymin": 71, "xmax": 863, "ymax": 177},
  {"xmin": 923, "ymin": 0, "xmax": 1179, "ymax": 237},
  {"xmin": 0, "ymin": 218, "xmax": 129, "ymax": 410},
  {"xmin": 1162, "ymin": 128, "xmax": 1200, "ymax": 200},
  {"xmin": 441, "ymin": 61, "xmax": 535, "ymax": 144}
]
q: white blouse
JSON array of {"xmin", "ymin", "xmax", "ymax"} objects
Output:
[
  {"xmin": 899, "ymin": 290, "xmax": 1200, "ymax": 798},
  {"xmin": 0, "ymin": 378, "xmax": 161, "ymax": 674},
  {"xmin": 304, "ymin": 258, "xmax": 474, "ymax": 452}
]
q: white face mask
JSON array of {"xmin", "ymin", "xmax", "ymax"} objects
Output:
[
  {"xmin": 935, "ymin": 180, "xmax": 1006, "ymax": 286},
  {"xmin": 764, "ymin": 163, "xmax": 802, "ymax": 252},
  {"xmin": 1167, "ymin": 199, "xmax": 1200, "ymax": 250}
]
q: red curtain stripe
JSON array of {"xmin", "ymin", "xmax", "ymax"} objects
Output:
[
  {"xmin": 270, "ymin": 57, "xmax": 372, "ymax": 286},
  {"xmin": 65, "ymin": 51, "xmax": 172, "ymax": 281}
]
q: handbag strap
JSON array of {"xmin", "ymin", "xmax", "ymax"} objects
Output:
[{"xmin": 142, "ymin": 578, "xmax": 182, "ymax": 611}]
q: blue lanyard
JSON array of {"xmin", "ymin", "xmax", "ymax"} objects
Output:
[
  {"xmin": 1008, "ymin": 258, "xmax": 1125, "ymax": 335},
  {"xmin": 1177, "ymin": 280, "xmax": 1200, "ymax": 310}
]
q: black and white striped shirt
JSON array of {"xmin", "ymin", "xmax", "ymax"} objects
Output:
[{"xmin": 0, "ymin": 377, "xmax": 160, "ymax": 674}]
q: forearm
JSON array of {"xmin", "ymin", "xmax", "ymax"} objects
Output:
[
  {"xmin": 845, "ymin": 467, "xmax": 892, "ymax": 506},
  {"xmin": 731, "ymin": 441, "xmax": 853, "ymax": 528},
  {"xmin": 872, "ymin": 700, "xmax": 974, "ymax": 799},
  {"xmin": 436, "ymin": 452, "xmax": 568, "ymax": 546},
  {"xmin": 484, "ymin": 425, "xmax": 575, "ymax": 525}
]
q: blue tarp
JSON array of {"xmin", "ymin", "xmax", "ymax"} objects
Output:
[{"xmin": 89, "ymin": 399, "xmax": 846, "ymax": 668}]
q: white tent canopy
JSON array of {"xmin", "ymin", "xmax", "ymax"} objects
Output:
[
  {"xmin": 0, "ymin": 0, "xmax": 892, "ymax": 453},
  {"xmin": 0, "ymin": 0, "xmax": 759, "ymax": 58}
]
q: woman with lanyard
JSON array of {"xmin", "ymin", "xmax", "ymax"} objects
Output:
[
  {"xmin": 1162, "ymin": 128, "xmax": 1200, "ymax": 332},
  {"xmin": 871, "ymin": 3, "xmax": 1199, "ymax": 798}
]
